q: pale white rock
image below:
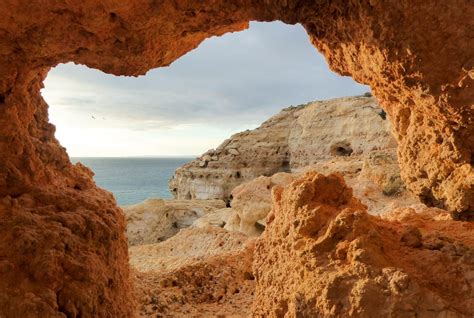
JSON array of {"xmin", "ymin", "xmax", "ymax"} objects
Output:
[
  {"xmin": 168, "ymin": 98, "xmax": 300, "ymax": 202},
  {"xmin": 224, "ymin": 173, "xmax": 296, "ymax": 236},
  {"xmin": 287, "ymin": 97, "xmax": 396, "ymax": 168},
  {"xmin": 123, "ymin": 198, "xmax": 226, "ymax": 245},
  {"xmin": 169, "ymin": 96, "xmax": 396, "ymax": 203},
  {"xmin": 192, "ymin": 208, "xmax": 234, "ymax": 229},
  {"xmin": 227, "ymin": 148, "xmax": 240, "ymax": 155}
]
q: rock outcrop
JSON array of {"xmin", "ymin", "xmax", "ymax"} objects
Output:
[
  {"xmin": 169, "ymin": 98, "xmax": 301, "ymax": 202},
  {"xmin": 0, "ymin": 1, "xmax": 472, "ymax": 315},
  {"xmin": 169, "ymin": 97, "xmax": 419, "ymax": 238},
  {"xmin": 170, "ymin": 96, "xmax": 396, "ymax": 202},
  {"xmin": 224, "ymin": 173, "xmax": 297, "ymax": 236},
  {"xmin": 124, "ymin": 198, "xmax": 225, "ymax": 245},
  {"xmin": 253, "ymin": 172, "xmax": 474, "ymax": 317},
  {"xmin": 131, "ymin": 227, "xmax": 255, "ymax": 317},
  {"xmin": 220, "ymin": 151, "xmax": 420, "ymax": 236}
]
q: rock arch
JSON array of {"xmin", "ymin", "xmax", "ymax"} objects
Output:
[{"xmin": 0, "ymin": 1, "xmax": 472, "ymax": 316}]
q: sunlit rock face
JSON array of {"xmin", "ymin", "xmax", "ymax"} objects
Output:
[
  {"xmin": 0, "ymin": 0, "xmax": 472, "ymax": 316},
  {"xmin": 170, "ymin": 96, "xmax": 396, "ymax": 202},
  {"xmin": 253, "ymin": 173, "xmax": 474, "ymax": 317},
  {"xmin": 225, "ymin": 173, "xmax": 297, "ymax": 236}
]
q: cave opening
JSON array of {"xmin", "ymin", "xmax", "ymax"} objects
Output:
[
  {"xmin": 2, "ymin": 1, "xmax": 472, "ymax": 317},
  {"xmin": 38, "ymin": 22, "xmax": 371, "ymax": 315},
  {"xmin": 42, "ymin": 21, "xmax": 368, "ymax": 207}
]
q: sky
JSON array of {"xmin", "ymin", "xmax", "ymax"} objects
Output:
[{"xmin": 42, "ymin": 22, "xmax": 369, "ymax": 157}]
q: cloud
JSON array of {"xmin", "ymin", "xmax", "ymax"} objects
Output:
[{"xmin": 42, "ymin": 21, "xmax": 369, "ymax": 156}]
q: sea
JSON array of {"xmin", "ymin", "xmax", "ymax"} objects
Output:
[{"xmin": 71, "ymin": 157, "xmax": 193, "ymax": 206}]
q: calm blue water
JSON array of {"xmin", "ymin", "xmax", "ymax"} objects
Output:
[{"xmin": 72, "ymin": 157, "xmax": 193, "ymax": 206}]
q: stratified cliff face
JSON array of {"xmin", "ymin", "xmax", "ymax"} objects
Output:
[
  {"xmin": 169, "ymin": 100, "xmax": 296, "ymax": 201},
  {"xmin": 0, "ymin": 0, "xmax": 472, "ymax": 316},
  {"xmin": 170, "ymin": 96, "xmax": 396, "ymax": 202}
]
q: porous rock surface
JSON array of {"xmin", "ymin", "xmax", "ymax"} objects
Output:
[
  {"xmin": 129, "ymin": 226, "xmax": 249, "ymax": 273},
  {"xmin": 131, "ymin": 227, "xmax": 255, "ymax": 317},
  {"xmin": 170, "ymin": 96, "xmax": 396, "ymax": 202},
  {"xmin": 123, "ymin": 198, "xmax": 225, "ymax": 245},
  {"xmin": 225, "ymin": 173, "xmax": 297, "ymax": 236},
  {"xmin": 0, "ymin": 1, "xmax": 472, "ymax": 316},
  {"xmin": 253, "ymin": 172, "xmax": 474, "ymax": 317},
  {"xmin": 221, "ymin": 151, "xmax": 420, "ymax": 237}
]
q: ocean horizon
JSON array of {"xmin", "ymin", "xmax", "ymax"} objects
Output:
[{"xmin": 71, "ymin": 157, "xmax": 194, "ymax": 206}]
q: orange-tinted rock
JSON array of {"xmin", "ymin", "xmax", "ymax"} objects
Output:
[
  {"xmin": 0, "ymin": 72, "xmax": 133, "ymax": 317},
  {"xmin": 253, "ymin": 172, "xmax": 474, "ymax": 317},
  {"xmin": 0, "ymin": 1, "xmax": 472, "ymax": 316},
  {"xmin": 132, "ymin": 228, "xmax": 255, "ymax": 317}
]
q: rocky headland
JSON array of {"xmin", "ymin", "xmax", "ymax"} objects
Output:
[{"xmin": 169, "ymin": 96, "xmax": 396, "ymax": 203}]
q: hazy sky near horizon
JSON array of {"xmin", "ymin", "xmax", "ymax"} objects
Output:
[{"xmin": 43, "ymin": 22, "xmax": 369, "ymax": 157}]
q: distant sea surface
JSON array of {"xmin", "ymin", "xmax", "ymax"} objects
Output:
[{"xmin": 71, "ymin": 157, "xmax": 193, "ymax": 206}]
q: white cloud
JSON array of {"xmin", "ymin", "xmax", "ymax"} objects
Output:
[{"xmin": 43, "ymin": 21, "xmax": 369, "ymax": 157}]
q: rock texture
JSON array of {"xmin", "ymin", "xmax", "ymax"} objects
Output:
[
  {"xmin": 225, "ymin": 173, "xmax": 297, "ymax": 236},
  {"xmin": 129, "ymin": 226, "xmax": 249, "ymax": 273},
  {"xmin": 0, "ymin": 1, "xmax": 472, "ymax": 315},
  {"xmin": 124, "ymin": 198, "xmax": 225, "ymax": 245},
  {"xmin": 170, "ymin": 96, "xmax": 396, "ymax": 202},
  {"xmin": 301, "ymin": 149, "xmax": 420, "ymax": 215},
  {"xmin": 169, "ymin": 98, "xmax": 300, "ymax": 202},
  {"xmin": 131, "ymin": 227, "xmax": 255, "ymax": 317},
  {"xmin": 0, "ymin": 162, "xmax": 133, "ymax": 317},
  {"xmin": 192, "ymin": 207, "xmax": 234, "ymax": 229},
  {"xmin": 171, "ymin": 97, "xmax": 418, "ymax": 238},
  {"xmin": 253, "ymin": 172, "xmax": 474, "ymax": 317},
  {"xmin": 220, "ymin": 152, "xmax": 420, "ymax": 237}
]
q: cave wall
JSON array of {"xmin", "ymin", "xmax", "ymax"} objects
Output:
[{"xmin": 0, "ymin": 0, "xmax": 472, "ymax": 316}]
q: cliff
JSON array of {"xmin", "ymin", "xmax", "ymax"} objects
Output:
[
  {"xmin": 169, "ymin": 95, "xmax": 397, "ymax": 202},
  {"xmin": 130, "ymin": 172, "xmax": 473, "ymax": 317}
]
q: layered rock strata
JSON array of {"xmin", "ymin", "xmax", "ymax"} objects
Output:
[
  {"xmin": 170, "ymin": 96, "xmax": 396, "ymax": 202},
  {"xmin": 0, "ymin": 1, "xmax": 472, "ymax": 315},
  {"xmin": 169, "ymin": 98, "xmax": 302, "ymax": 201}
]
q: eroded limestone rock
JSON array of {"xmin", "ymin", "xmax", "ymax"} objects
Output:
[
  {"xmin": 0, "ymin": 1, "xmax": 472, "ymax": 315},
  {"xmin": 131, "ymin": 227, "xmax": 255, "ymax": 317},
  {"xmin": 225, "ymin": 173, "xmax": 296, "ymax": 236},
  {"xmin": 192, "ymin": 207, "xmax": 234, "ymax": 229},
  {"xmin": 123, "ymin": 198, "xmax": 225, "ymax": 246},
  {"xmin": 170, "ymin": 96, "xmax": 396, "ymax": 202},
  {"xmin": 253, "ymin": 172, "xmax": 474, "ymax": 317}
]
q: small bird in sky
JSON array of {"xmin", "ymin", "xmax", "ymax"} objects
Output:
[{"xmin": 91, "ymin": 115, "xmax": 96, "ymax": 119}]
